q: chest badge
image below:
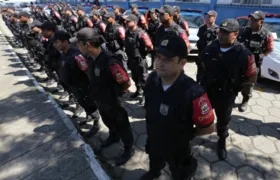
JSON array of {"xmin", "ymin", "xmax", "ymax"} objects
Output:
[
  {"xmin": 160, "ymin": 103, "xmax": 169, "ymax": 116},
  {"xmin": 94, "ymin": 68, "xmax": 100, "ymax": 76}
]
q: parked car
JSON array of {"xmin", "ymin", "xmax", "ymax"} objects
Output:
[
  {"xmin": 237, "ymin": 14, "xmax": 280, "ymax": 82},
  {"xmin": 180, "ymin": 9, "xmax": 205, "ymax": 56}
]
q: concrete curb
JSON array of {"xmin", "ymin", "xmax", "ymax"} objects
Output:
[{"xmin": 0, "ymin": 19, "xmax": 110, "ymax": 180}]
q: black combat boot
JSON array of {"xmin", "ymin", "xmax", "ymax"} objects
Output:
[
  {"xmin": 217, "ymin": 138, "xmax": 227, "ymax": 160},
  {"xmin": 139, "ymin": 171, "xmax": 161, "ymax": 180},
  {"xmin": 72, "ymin": 104, "xmax": 84, "ymax": 118},
  {"xmin": 85, "ymin": 120, "xmax": 100, "ymax": 138},
  {"xmin": 115, "ymin": 147, "xmax": 135, "ymax": 166},
  {"xmin": 101, "ymin": 134, "xmax": 120, "ymax": 148},
  {"xmin": 239, "ymin": 97, "xmax": 250, "ymax": 112}
]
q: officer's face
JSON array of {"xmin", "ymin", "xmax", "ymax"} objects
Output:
[
  {"xmin": 42, "ymin": 29, "xmax": 53, "ymax": 38},
  {"xmin": 106, "ymin": 17, "xmax": 113, "ymax": 24},
  {"xmin": 114, "ymin": 8, "xmax": 119, "ymax": 14},
  {"xmin": 250, "ymin": 17, "xmax": 263, "ymax": 30},
  {"xmin": 155, "ymin": 53, "xmax": 186, "ymax": 78},
  {"xmin": 77, "ymin": 10, "xmax": 84, "ymax": 17},
  {"xmin": 160, "ymin": 13, "xmax": 171, "ymax": 24},
  {"xmin": 131, "ymin": 8, "xmax": 137, "ymax": 14},
  {"xmin": 206, "ymin": 15, "xmax": 216, "ymax": 24},
  {"xmin": 77, "ymin": 41, "xmax": 90, "ymax": 56},
  {"xmin": 19, "ymin": 16, "xmax": 28, "ymax": 23},
  {"xmin": 218, "ymin": 29, "xmax": 238, "ymax": 46},
  {"xmin": 173, "ymin": 12, "xmax": 179, "ymax": 21},
  {"xmin": 53, "ymin": 40, "xmax": 63, "ymax": 51},
  {"xmin": 126, "ymin": 20, "xmax": 136, "ymax": 29}
]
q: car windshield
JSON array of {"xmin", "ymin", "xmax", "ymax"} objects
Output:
[
  {"xmin": 180, "ymin": 14, "xmax": 204, "ymax": 28},
  {"xmin": 263, "ymin": 22, "xmax": 280, "ymax": 41}
]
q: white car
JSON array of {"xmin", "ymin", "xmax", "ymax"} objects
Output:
[
  {"xmin": 260, "ymin": 20, "xmax": 280, "ymax": 82},
  {"xmin": 180, "ymin": 10, "xmax": 205, "ymax": 56},
  {"xmin": 261, "ymin": 40, "xmax": 280, "ymax": 82}
]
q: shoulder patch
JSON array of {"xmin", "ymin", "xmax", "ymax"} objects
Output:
[
  {"xmin": 75, "ymin": 54, "xmax": 88, "ymax": 71},
  {"xmin": 192, "ymin": 93, "xmax": 214, "ymax": 127}
]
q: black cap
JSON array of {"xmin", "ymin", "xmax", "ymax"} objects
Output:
[
  {"xmin": 113, "ymin": 5, "xmax": 120, "ymax": 10},
  {"xmin": 104, "ymin": 12, "xmax": 115, "ymax": 19},
  {"xmin": 76, "ymin": 5, "xmax": 84, "ymax": 11},
  {"xmin": 91, "ymin": 10, "xmax": 100, "ymax": 16},
  {"xmin": 70, "ymin": 28, "xmax": 101, "ymax": 43},
  {"xmin": 38, "ymin": 22, "xmax": 56, "ymax": 31},
  {"xmin": 18, "ymin": 11, "xmax": 31, "ymax": 18},
  {"xmin": 156, "ymin": 5, "xmax": 174, "ymax": 16},
  {"xmin": 249, "ymin": 10, "xmax": 265, "ymax": 20},
  {"xmin": 173, "ymin": 6, "xmax": 180, "ymax": 13},
  {"xmin": 219, "ymin": 18, "xmax": 239, "ymax": 32},
  {"xmin": 205, "ymin": 10, "xmax": 217, "ymax": 17},
  {"xmin": 156, "ymin": 34, "xmax": 188, "ymax": 58},
  {"xmin": 53, "ymin": 30, "xmax": 71, "ymax": 41},
  {"xmin": 123, "ymin": 14, "xmax": 138, "ymax": 22},
  {"xmin": 130, "ymin": 4, "xmax": 138, "ymax": 9}
]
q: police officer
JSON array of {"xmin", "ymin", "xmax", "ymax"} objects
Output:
[
  {"xmin": 130, "ymin": 4, "xmax": 147, "ymax": 30},
  {"xmin": 76, "ymin": 5, "xmax": 93, "ymax": 30},
  {"xmin": 63, "ymin": 7, "xmax": 79, "ymax": 37},
  {"xmin": 123, "ymin": 14, "xmax": 153, "ymax": 102},
  {"xmin": 141, "ymin": 33, "xmax": 215, "ymax": 180},
  {"xmin": 100, "ymin": 5, "xmax": 108, "ymax": 22},
  {"xmin": 173, "ymin": 6, "xmax": 189, "ymax": 36},
  {"xmin": 49, "ymin": 5, "xmax": 63, "ymax": 30},
  {"xmin": 147, "ymin": 8, "xmax": 160, "ymax": 70},
  {"xmin": 71, "ymin": 28, "xmax": 135, "ymax": 165},
  {"xmin": 113, "ymin": 5, "xmax": 124, "ymax": 26},
  {"xmin": 201, "ymin": 19, "xmax": 257, "ymax": 160},
  {"xmin": 90, "ymin": 10, "xmax": 106, "ymax": 36},
  {"xmin": 238, "ymin": 10, "xmax": 274, "ymax": 112},
  {"xmin": 155, "ymin": 5, "xmax": 190, "ymax": 52},
  {"xmin": 196, "ymin": 10, "xmax": 218, "ymax": 83},
  {"xmin": 52, "ymin": 30, "xmax": 100, "ymax": 135},
  {"xmin": 104, "ymin": 12, "xmax": 127, "ymax": 66}
]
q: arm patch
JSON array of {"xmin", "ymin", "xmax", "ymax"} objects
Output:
[
  {"xmin": 109, "ymin": 63, "xmax": 129, "ymax": 84},
  {"xmin": 192, "ymin": 93, "xmax": 215, "ymax": 127},
  {"xmin": 75, "ymin": 54, "xmax": 88, "ymax": 71},
  {"xmin": 245, "ymin": 55, "xmax": 257, "ymax": 77}
]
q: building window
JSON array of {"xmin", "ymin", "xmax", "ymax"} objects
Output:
[{"xmin": 232, "ymin": 0, "xmax": 272, "ymax": 5}]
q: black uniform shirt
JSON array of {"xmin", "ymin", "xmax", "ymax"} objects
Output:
[{"xmin": 144, "ymin": 71, "xmax": 214, "ymax": 155}]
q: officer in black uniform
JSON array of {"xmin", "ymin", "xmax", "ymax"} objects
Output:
[
  {"xmin": 141, "ymin": 34, "xmax": 215, "ymax": 180},
  {"xmin": 123, "ymin": 14, "xmax": 153, "ymax": 103},
  {"xmin": 155, "ymin": 5, "xmax": 190, "ymax": 52},
  {"xmin": 130, "ymin": 4, "xmax": 147, "ymax": 30},
  {"xmin": 76, "ymin": 5, "xmax": 93, "ymax": 30},
  {"xmin": 201, "ymin": 19, "xmax": 257, "ymax": 160},
  {"xmin": 63, "ymin": 7, "xmax": 79, "ymax": 37},
  {"xmin": 238, "ymin": 11, "xmax": 274, "ymax": 112},
  {"xmin": 173, "ymin": 6, "xmax": 189, "ymax": 36},
  {"xmin": 71, "ymin": 28, "xmax": 135, "ymax": 165},
  {"xmin": 147, "ymin": 8, "xmax": 160, "ymax": 70},
  {"xmin": 52, "ymin": 30, "xmax": 100, "ymax": 135},
  {"xmin": 100, "ymin": 5, "xmax": 108, "ymax": 22},
  {"xmin": 113, "ymin": 5, "xmax": 124, "ymax": 26},
  {"xmin": 104, "ymin": 12, "xmax": 127, "ymax": 67},
  {"xmin": 196, "ymin": 10, "xmax": 218, "ymax": 83},
  {"xmin": 90, "ymin": 10, "xmax": 106, "ymax": 36}
]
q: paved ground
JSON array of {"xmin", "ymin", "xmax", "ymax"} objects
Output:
[
  {"xmin": 0, "ymin": 19, "xmax": 109, "ymax": 180},
  {"xmin": 2, "ymin": 17, "xmax": 280, "ymax": 180}
]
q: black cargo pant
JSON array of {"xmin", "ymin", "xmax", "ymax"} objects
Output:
[
  {"xmin": 148, "ymin": 143, "xmax": 197, "ymax": 180},
  {"xmin": 242, "ymin": 54, "xmax": 260, "ymax": 100},
  {"xmin": 127, "ymin": 56, "xmax": 148, "ymax": 92},
  {"xmin": 208, "ymin": 93, "xmax": 236, "ymax": 139},
  {"xmin": 196, "ymin": 51, "xmax": 204, "ymax": 84},
  {"xmin": 68, "ymin": 85, "xmax": 99, "ymax": 117},
  {"xmin": 95, "ymin": 98, "xmax": 134, "ymax": 149}
]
